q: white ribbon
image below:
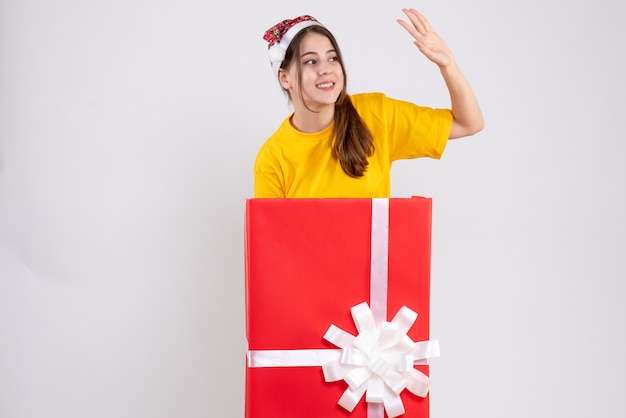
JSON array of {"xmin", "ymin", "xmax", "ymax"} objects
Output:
[
  {"xmin": 248, "ymin": 348, "xmax": 341, "ymax": 368},
  {"xmin": 370, "ymin": 198, "xmax": 390, "ymax": 324},
  {"xmin": 322, "ymin": 302, "xmax": 439, "ymax": 418},
  {"xmin": 247, "ymin": 198, "xmax": 439, "ymax": 418}
]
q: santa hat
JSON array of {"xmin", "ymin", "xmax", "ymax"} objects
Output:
[{"xmin": 263, "ymin": 15, "xmax": 324, "ymax": 77}]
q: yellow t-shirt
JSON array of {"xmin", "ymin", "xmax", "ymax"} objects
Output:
[{"xmin": 254, "ymin": 92, "xmax": 453, "ymax": 198}]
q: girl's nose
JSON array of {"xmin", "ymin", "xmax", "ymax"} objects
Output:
[{"xmin": 318, "ymin": 62, "xmax": 332, "ymax": 76}]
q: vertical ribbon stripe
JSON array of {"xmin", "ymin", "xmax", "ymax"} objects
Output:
[{"xmin": 370, "ymin": 198, "xmax": 389, "ymax": 324}]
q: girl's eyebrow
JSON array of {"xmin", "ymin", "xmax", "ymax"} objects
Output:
[{"xmin": 300, "ymin": 49, "xmax": 336, "ymax": 58}]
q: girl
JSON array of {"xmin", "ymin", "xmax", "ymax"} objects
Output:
[{"xmin": 254, "ymin": 8, "xmax": 483, "ymax": 198}]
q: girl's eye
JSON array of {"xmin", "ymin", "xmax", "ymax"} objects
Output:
[
  {"xmin": 304, "ymin": 60, "xmax": 316, "ymax": 65},
  {"xmin": 329, "ymin": 56, "xmax": 338, "ymax": 62}
]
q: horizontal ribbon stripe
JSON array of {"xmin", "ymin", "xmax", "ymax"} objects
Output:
[{"xmin": 248, "ymin": 349, "xmax": 341, "ymax": 368}]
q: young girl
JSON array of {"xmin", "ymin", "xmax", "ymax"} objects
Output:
[{"xmin": 254, "ymin": 8, "xmax": 484, "ymax": 198}]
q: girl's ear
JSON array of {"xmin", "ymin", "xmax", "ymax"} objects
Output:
[{"xmin": 278, "ymin": 68, "xmax": 292, "ymax": 90}]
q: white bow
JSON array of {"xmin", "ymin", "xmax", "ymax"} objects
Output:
[{"xmin": 322, "ymin": 302, "xmax": 440, "ymax": 418}]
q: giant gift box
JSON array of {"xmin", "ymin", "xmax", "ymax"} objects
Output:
[{"xmin": 245, "ymin": 198, "xmax": 439, "ymax": 418}]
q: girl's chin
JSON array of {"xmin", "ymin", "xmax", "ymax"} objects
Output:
[{"xmin": 304, "ymin": 95, "xmax": 341, "ymax": 108}]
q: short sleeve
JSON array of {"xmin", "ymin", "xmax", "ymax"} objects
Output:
[
  {"xmin": 387, "ymin": 99, "xmax": 452, "ymax": 161},
  {"xmin": 354, "ymin": 93, "xmax": 452, "ymax": 162},
  {"xmin": 254, "ymin": 147, "xmax": 286, "ymax": 198}
]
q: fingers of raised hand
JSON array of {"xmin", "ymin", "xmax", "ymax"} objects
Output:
[
  {"xmin": 396, "ymin": 18, "xmax": 421, "ymax": 41},
  {"xmin": 402, "ymin": 8, "xmax": 432, "ymax": 35}
]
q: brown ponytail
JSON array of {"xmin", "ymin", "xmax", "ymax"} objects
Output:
[
  {"xmin": 331, "ymin": 93, "xmax": 374, "ymax": 178},
  {"xmin": 279, "ymin": 26, "xmax": 374, "ymax": 178}
]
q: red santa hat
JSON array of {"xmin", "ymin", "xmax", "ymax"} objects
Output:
[{"xmin": 263, "ymin": 15, "xmax": 324, "ymax": 77}]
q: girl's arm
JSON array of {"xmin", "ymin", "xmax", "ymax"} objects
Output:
[{"xmin": 397, "ymin": 8, "xmax": 484, "ymax": 139}]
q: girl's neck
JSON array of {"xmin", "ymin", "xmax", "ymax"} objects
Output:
[{"xmin": 290, "ymin": 105, "xmax": 335, "ymax": 133}]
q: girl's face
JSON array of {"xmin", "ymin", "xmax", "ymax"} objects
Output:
[{"xmin": 280, "ymin": 32, "xmax": 344, "ymax": 112}]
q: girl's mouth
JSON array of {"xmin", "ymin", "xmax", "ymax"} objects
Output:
[{"xmin": 316, "ymin": 82, "xmax": 334, "ymax": 89}]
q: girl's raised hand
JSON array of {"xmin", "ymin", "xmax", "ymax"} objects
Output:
[{"xmin": 396, "ymin": 8, "xmax": 454, "ymax": 68}]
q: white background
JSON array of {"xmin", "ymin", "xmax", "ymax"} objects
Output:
[{"xmin": 1, "ymin": 0, "xmax": 625, "ymax": 417}]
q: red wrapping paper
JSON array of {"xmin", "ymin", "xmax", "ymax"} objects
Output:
[{"xmin": 245, "ymin": 198, "xmax": 433, "ymax": 418}]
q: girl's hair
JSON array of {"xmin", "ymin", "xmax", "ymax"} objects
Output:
[{"xmin": 280, "ymin": 25, "xmax": 374, "ymax": 178}]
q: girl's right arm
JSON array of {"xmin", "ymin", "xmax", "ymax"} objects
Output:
[{"xmin": 397, "ymin": 8, "xmax": 484, "ymax": 139}]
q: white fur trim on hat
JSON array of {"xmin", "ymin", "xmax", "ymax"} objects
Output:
[{"xmin": 268, "ymin": 20, "xmax": 323, "ymax": 77}]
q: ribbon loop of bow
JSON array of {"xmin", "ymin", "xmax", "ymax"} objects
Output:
[{"xmin": 322, "ymin": 302, "xmax": 439, "ymax": 418}]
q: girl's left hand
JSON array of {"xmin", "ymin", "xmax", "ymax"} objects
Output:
[{"xmin": 397, "ymin": 8, "xmax": 454, "ymax": 68}]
